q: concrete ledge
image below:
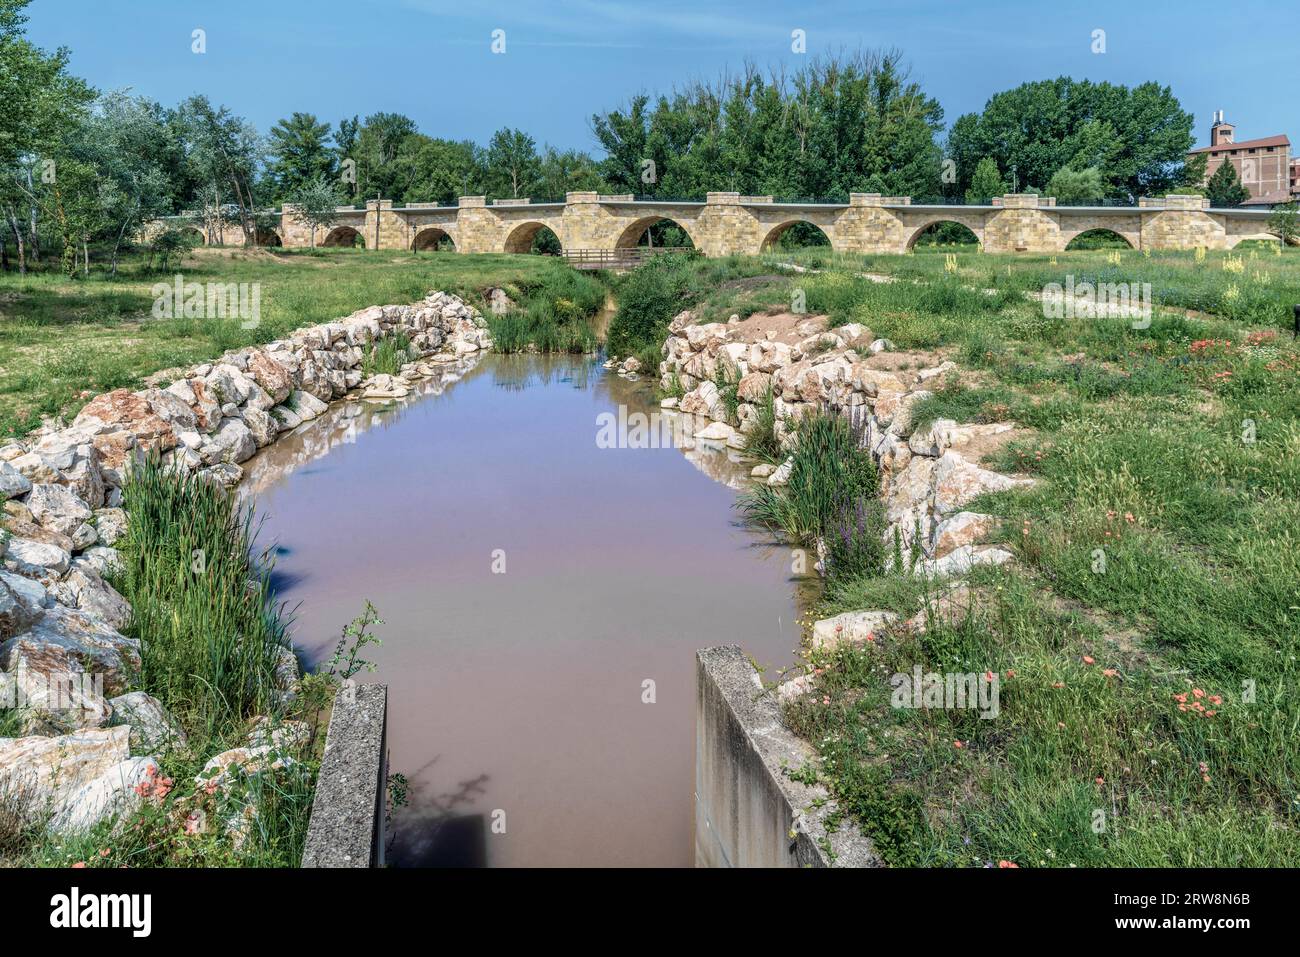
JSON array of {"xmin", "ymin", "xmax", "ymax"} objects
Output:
[
  {"xmin": 695, "ymin": 646, "xmax": 880, "ymax": 868},
  {"xmin": 302, "ymin": 682, "xmax": 388, "ymax": 868}
]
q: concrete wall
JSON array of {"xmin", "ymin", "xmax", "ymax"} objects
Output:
[
  {"xmin": 695, "ymin": 646, "xmax": 879, "ymax": 868},
  {"xmin": 154, "ymin": 192, "xmax": 1278, "ymax": 256},
  {"xmin": 302, "ymin": 682, "xmax": 389, "ymax": 868}
]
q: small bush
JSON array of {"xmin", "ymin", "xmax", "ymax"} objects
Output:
[{"xmin": 607, "ymin": 254, "xmax": 697, "ymax": 358}]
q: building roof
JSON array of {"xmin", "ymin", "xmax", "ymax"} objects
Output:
[
  {"xmin": 1189, "ymin": 134, "xmax": 1291, "ymax": 154},
  {"xmin": 1241, "ymin": 188, "xmax": 1295, "ymax": 206}
]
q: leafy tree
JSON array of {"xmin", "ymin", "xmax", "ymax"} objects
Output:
[
  {"xmin": 397, "ymin": 137, "xmax": 482, "ymax": 206},
  {"xmin": 0, "ymin": 0, "xmax": 95, "ymax": 271},
  {"xmin": 174, "ymin": 95, "xmax": 262, "ymax": 245},
  {"xmin": 61, "ymin": 92, "xmax": 178, "ymax": 274},
  {"xmin": 534, "ymin": 146, "xmax": 605, "ymax": 199},
  {"xmin": 288, "ymin": 175, "xmax": 344, "ymax": 247},
  {"xmin": 1267, "ymin": 201, "xmax": 1297, "ymax": 245},
  {"xmin": 1181, "ymin": 151, "xmax": 1208, "ymax": 188},
  {"xmin": 1206, "ymin": 160, "xmax": 1250, "ymax": 208},
  {"xmin": 267, "ymin": 112, "xmax": 335, "ymax": 200},
  {"xmin": 965, "ymin": 157, "xmax": 1004, "ymax": 204},
  {"xmin": 947, "ymin": 78, "xmax": 1194, "ymax": 202},
  {"xmin": 1046, "ymin": 166, "xmax": 1105, "ymax": 204},
  {"xmin": 591, "ymin": 51, "xmax": 944, "ymax": 202},
  {"xmin": 484, "ymin": 128, "xmax": 540, "ymax": 199},
  {"xmin": 352, "ymin": 112, "xmax": 417, "ymax": 200},
  {"xmin": 146, "ymin": 224, "xmax": 200, "ymax": 271}
]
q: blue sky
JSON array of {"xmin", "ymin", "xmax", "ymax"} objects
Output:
[{"xmin": 28, "ymin": 0, "xmax": 1298, "ymax": 154}]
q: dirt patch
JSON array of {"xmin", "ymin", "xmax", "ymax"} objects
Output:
[{"xmin": 726, "ymin": 311, "xmax": 828, "ymax": 346}]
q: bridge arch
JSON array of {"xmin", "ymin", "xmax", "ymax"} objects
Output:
[
  {"xmin": 1064, "ymin": 228, "xmax": 1133, "ymax": 250},
  {"xmin": 503, "ymin": 221, "xmax": 561, "ymax": 254},
  {"xmin": 1226, "ymin": 232, "xmax": 1283, "ymax": 250},
  {"xmin": 760, "ymin": 220, "xmax": 832, "ymax": 251},
  {"xmin": 614, "ymin": 216, "xmax": 698, "ymax": 250},
  {"xmin": 254, "ymin": 227, "xmax": 282, "ymax": 247},
  {"xmin": 412, "ymin": 226, "xmax": 456, "ymax": 251},
  {"xmin": 181, "ymin": 226, "xmax": 206, "ymax": 246},
  {"xmin": 906, "ymin": 219, "xmax": 982, "ymax": 250},
  {"xmin": 322, "ymin": 225, "xmax": 364, "ymax": 248}
]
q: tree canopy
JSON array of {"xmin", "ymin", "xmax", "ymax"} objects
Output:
[{"xmin": 946, "ymin": 77, "xmax": 1195, "ymax": 202}]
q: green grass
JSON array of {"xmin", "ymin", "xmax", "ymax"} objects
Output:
[
  {"xmin": 2, "ymin": 457, "xmax": 336, "ymax": 867},
  {"xmin": 737, "ymin": 248, "xmax": 1300, "ymax": 867},
  {"xmin": 739, "ymin": 408, "xmax": 884, "ymax": 582},
  {"xmin": 362, "ymin": 330, "xmax": 415, "ymax": 376},
  {"xmin": 0, "ymin": 246, "xmax": 607, "ymax": 438},
  {"xmin": 117, "ymin": 456, "xmax": 290, "ymax": 738}
]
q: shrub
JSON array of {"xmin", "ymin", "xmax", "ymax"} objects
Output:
[{"xmin": 607, "ymin": 254, "xmax": 697, "ymax": 358}]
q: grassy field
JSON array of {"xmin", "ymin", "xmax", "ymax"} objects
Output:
[
  {"xmin": 0, "ymin": 246, "xmax": 605, "ymax": 439},
  {"xmin": 5, "ymin": 242, "xmax": 1298, "ymax": 867},
  {"xmin": 679, "ymin": 247, "xmax": 1300, "ymax": 867}
]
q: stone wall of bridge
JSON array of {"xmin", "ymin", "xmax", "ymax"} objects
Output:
[{"xmin": 157, "ymin": 192, "xmax": 1276, "ymax": 256}]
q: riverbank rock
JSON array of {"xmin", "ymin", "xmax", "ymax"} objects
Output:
[
  {"xmin": 0, "ymin": 726, "xmax": 159, "ymax": 833},
  {"xmin": 26, "ymin": 483, "xmax": 93, "ymax": 537},
  {"xmin": 0, "ymin": 290, "xmax": 493, "ymax": 835},
  {"xmin": 0, "ymin": 461, "xmax": 31, "ymax": 500},
  {"xmin": 811, "ymin": 610, "xmax": 899, "ymax": 651},
  {"xmin": 108, "ymin": 691, "xmax": 187, "ymax": 753},
  {"xmin": 661, "ymin": 310, "xmax": 1035, "ymax": 580}
]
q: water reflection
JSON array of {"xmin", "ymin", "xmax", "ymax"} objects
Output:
[{"xmin": 250, "ymin": 353, "xmax": 819, "ymax": 866}]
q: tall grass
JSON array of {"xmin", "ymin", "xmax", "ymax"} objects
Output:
[
  {"xmin": 739, "ymin": 408, "xmax": 882, "ymax": 574},
  {"xmin": 743, "ymin": 384, "xmax": 781, "ymax": 461},
  {"xmin": 118, "ymin": 456, "xmax": 291, "ymax": 741},
  {"xmin": 362, "ymin": 330, "xmax": 414, "ymax": 376}
]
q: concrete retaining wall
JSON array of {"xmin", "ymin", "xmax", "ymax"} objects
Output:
[
  {"xmin": 695, "ymin": 646, "xmax": 879, "ymax": 868},
  {"xmin": 302, "ymin": 682, "xmax": 389, "ymax": 868}
]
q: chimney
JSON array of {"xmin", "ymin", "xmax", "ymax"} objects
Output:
[{"xmin": 1211, "ymin": 110, "xmax": 1235, "ymax": 146}]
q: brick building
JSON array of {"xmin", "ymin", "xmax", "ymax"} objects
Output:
[{"xmin": 1187, "ymin": 111, "xmax": 1293, "ymax": 206}]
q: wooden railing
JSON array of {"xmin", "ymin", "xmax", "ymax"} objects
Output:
[{"xmin": 562, "ymin": 246, "xmax": 694, "ymax": 270}]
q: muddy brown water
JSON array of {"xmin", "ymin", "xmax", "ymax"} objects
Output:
[{"xmin": 242, "ymin": 354, "xmax": 814, "ymax": 867}]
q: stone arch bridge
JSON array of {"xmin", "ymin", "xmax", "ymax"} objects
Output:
[{"xmin": 160, "ymin": 191, "xmax": 1279, "ymax": 257}]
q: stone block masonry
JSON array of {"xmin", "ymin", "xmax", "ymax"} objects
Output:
[{"xmin": 156, "ymin": 192, "xmax": 1278, "ymax": 255}]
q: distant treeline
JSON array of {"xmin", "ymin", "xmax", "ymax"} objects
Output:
[{"xmin": 1, "ymin": 0, "xmax": 1205, "ymax": 267}]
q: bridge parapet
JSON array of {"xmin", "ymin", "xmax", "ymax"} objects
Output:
[{"xmin": 850, "ymin": 193, "xmax": 912, "ymax": 206}]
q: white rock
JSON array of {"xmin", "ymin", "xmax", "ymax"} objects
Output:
[
  {"xmin": 932, "ymin": 511, "xmax": 997, "ymax": 557},
  {"xmin": 108, "ymin": 691, "xmax": 187, "ymax": 753},
  {"xmin": 916, "ymin": 545, "xmax": 1015, "ymax": 578},
  {"xmin": 48, "ymin": 756, "xmax": 159, "ymax": 834},
  {"xmin": 209, "ymin": 418, "xmax": 256, "ymax": 465},
  {"xmin": 25, "ymin": 483, "xmax": 92, "ymax": 537},
  {"xmin": 5, "ymin": 537, "xmax": 71, "ymax": 575},
  {"xmin": 767, "ymin": 457, "xmax": 794, "ymax": 486},
  {"xmin": 694, "ymin": 422, "xmax": 739, "ymax": 444},
  {"xmin": 777, "ymin": 673, "xmax": 816, "ymax": 703},
  {"xmin": 811, "ymin": 610, "xmax": 899, "ymax": 650},
  {"xmin": 0, "ymin": 460, "xmax": 31, "ymax": 500},
  {"xmin": 288, "ymin": 390, "xmax": 329, "ymax": 421},
  {"xmin": 92, "ymin": 508, "xmax": 128, "ymax": 547},
  {"xmin": 931, "ymin": 451, "xmax": 1034, "ymax": 515}
]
